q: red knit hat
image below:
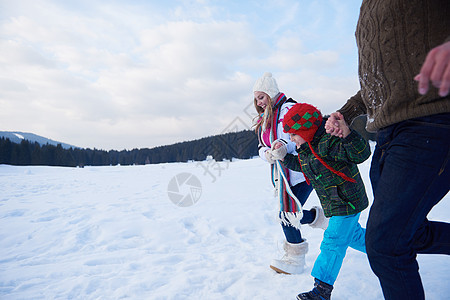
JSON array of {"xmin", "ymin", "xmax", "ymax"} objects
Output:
[
  {"xmin": 283, "ymin": 103, "xmax": 322, "ymax": 141},
  {"xmin": 283, "ymin": 103, "xmax": 356, "ymax": 183}
]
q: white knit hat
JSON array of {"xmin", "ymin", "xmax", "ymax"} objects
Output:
[{"xmin": 253, "ymin": 72, "xmax": 280, "ymax": 100}]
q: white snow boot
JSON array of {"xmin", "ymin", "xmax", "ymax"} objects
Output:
[
  {"xmin": 309, "ymin": 206, "xmax": 329, "ymax": 230},
  {"xmin": 270, "ymin": 240, "xmax": 308, "ymax": 275}
]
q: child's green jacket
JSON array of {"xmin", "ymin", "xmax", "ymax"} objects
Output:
[{"xmin": 282, "ymin": 121, "xmax": 371, "ymax": 218}]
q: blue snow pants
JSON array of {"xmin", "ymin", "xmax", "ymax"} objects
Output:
[{"xmin": 311, "ymin": 213, "xmax": 366, "ymax": 286}]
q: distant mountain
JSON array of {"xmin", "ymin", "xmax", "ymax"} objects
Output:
[{"xmin": 0, "ymin": 131, "xmax": 77, "ymax": 149}]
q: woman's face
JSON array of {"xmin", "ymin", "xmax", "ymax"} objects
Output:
[
  {"xmin": 289, "ymin": 133, "xmax": 306, "ymax": 147},
  {"xmin": 254, "ymin": 91, "xmax": 270, "ymax": 110}
]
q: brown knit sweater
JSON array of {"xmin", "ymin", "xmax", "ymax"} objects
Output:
[{"xmin": 339, "ymin": 0, "xmax": 450, "ymax": 131}]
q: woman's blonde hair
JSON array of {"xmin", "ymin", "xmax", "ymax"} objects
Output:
[{"xmin": 252, "ymin": 92, "xmax": 274, "ymax": 134}]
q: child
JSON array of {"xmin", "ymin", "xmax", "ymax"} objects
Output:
[{"xmin": 272, "ymin": 102, "xmax": 371, "ymax": 300}]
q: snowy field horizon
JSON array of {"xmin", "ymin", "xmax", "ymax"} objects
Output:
[{"xmin": 1, "ymin": 147, "xmax": 449, "ymax": 299}]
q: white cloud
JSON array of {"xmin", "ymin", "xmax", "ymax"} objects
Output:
[{"xmin": 0, "ymin": 0, "xmax": 362, "ymax": 150}]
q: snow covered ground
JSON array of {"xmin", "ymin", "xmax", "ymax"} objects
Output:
[{"xmin": 1, "ymin": 152, "xmax": 449, "ymax": 299}]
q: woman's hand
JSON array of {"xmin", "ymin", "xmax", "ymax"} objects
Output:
[{"xmin": 264, "ymin": 150, "xmax": 276, "ymax": 164}]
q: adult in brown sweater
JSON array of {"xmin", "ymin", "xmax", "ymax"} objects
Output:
[{"xmin": 323, "ymin": 1, "xmax": 450, "ymax": 300}]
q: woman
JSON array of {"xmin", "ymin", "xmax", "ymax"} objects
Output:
[{"xmin": 252, "ymin": 72, "xmax": 328, "ymax": 275}]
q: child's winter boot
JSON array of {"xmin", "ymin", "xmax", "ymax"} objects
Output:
[
  {"xmin": 297, "ymin": 278, "xmax": 333, "ymax": 300},
  {"xmin": 270, "ymin": 240, "xmax": 308, "ymax": 274},
  {"xmin": 309, "ymin": 206, "xmax": 329, "ymax": 230}
]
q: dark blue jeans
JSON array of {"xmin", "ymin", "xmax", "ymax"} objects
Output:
[
  {"xmin": 366, "ymin": 113, "xmax": 450, "ymax": 300},
  {"xmin": 281, "ymin": 180, "xmax": 314, "ymax": 243}
]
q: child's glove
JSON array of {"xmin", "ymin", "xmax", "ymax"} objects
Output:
[
  {"xmin": 271, "ymin": 139, "xmax": 288, "ymax": 160},
  {"xmin": 264, "ymin": 149, "xmax": 276, "ymax": 164}
]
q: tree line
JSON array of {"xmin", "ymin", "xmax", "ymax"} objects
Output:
[
  {"xmin": 0, "ymin": 130, "xmax": 259, "ymax": 167},
  {"xmin": 0, "ymin": 115, "xmax": 375, "ymax": 167}
]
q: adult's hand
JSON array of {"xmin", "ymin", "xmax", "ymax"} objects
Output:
[
  {"xmin": 415, "ymin": 41, "xmax": 450, "ymax": 97},
  {"xmin": 325, "ymin": 112, "xmax": 345, "ymax": 138}
]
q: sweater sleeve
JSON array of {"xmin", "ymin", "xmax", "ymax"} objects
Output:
[
  {"xmin": 282, "ymin": 153, "xmax": 303, "ymax": 172},
  {"xmin": 337, "ymin": 91, "xmax": 367, "ymax": 126},
  {"xmin": 320, "ymin": 129, "xmax": 371, "ymax": 164}
]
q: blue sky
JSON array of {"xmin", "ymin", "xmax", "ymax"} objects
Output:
[{"xmin": 0, "ymin": 0, "xmax": 363, "ymax": 150}]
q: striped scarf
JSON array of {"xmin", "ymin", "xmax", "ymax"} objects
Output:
[{"xmin": 260, "ymin": 94, "xmax": 303, "ymax": 229}]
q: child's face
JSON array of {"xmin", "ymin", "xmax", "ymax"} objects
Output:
[
  {"xmin": 289, "ymin": 133, "xmax": 306, "ymax": 147},
  {"xmin": 254, "ymin": 91, "xmax": 270, "ymax": 110}
]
